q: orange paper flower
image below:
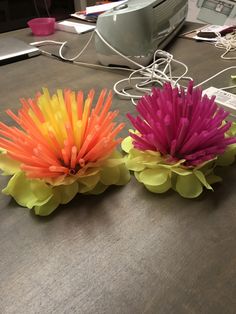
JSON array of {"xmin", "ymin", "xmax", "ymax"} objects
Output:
[
  {"xmin": 0, "ymin": 88, "xmax": 124, "ymax": 180},
  {"xmin": 0, "ymin": 88, "xmax": 130, "ymax": 215}
]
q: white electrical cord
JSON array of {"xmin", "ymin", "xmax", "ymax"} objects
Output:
[
  {"xmin": 195, "ymin": 66, "xmax": 236, "ymax": 89},
  {"xmin": 94, "ymin": 29, "xmax": 192, "ymax": 103},
  {"xmin": 59, "ymin": 31, "xmax": 95, "ymax": 61},
  {"xmin": 30, "ymin": 40, "xmax": 66, "ymax": 46},
  {"xmin": 215, "ymin": 31, "xmax": 236, "ymax": 60},
  {"xmin": 94, "ymin": 28, "xmax": 145, "ymax": 70},
  {"xmin": 30, "ymin": 37, "xmax": 133, "ymax": 72},
  {"xmin": 30, "ymin": 28, "xmax": 236, "ymax": 103}
]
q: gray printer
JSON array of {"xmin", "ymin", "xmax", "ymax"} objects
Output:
[{"xmin": 95, "ymin": 0, "xmax": 188, "ymax": 68}]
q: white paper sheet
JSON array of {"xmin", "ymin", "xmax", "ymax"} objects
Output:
[{"xmin": 85, "ymin": 0, "xmax": 127, "ymax": 15}]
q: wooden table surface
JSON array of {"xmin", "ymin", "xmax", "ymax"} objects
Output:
[{"xmin": 0, "ymin": 23, "xmax": 236, "ymax": 314}]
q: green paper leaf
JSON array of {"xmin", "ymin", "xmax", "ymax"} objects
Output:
[
  {"xmin": 145, "ymin": 176, "xmax": 171, "ymax": 193},
  {"xmin": 3, "ymin": 171, "xmax": 53, "ymax": 209},
  {"xmin": 227, "ymin": 122, "xmax": 236, "ymax": 136},
  {"xmin": 206, "ymin": 174, "xmax": 222, "ymax": 185},
  {"xmin": 171, "ymin": 167, "xmax": 192, "ymax": 176},
  {"xmin": 216, "ymin": 146, "xmax": 236, "ymax": 166},
  {"xmin": 175, "ymin": 174, "xmax": 203, "ymax": 198},
  {"xmin": 115, "ymin": 164, "xmax": 131, "ymax": 185},
  {"xmin": 121, "ymin": 136, "xmax": 133, "ymax": 153},
  {"xmin": 34, "ymin": 181, "xmax": 78, "ymax": 215},
  {"xmin": 89, "ymin": 182, "xmax": 108, "ymax": 195},
  {"xmin": 139, "ymin": 168, "xmax": 170, "ymax": 186},
  {"xmin": 103, "ymin": 158, "xmax": 124, "ymax": 167},
  {"xmin": 2, "ymin": 171, "xmax": 80, "ymax": 216},
  {"xmin": 100, "ymin": 166, "xmax": 120, "ymax": 185},
  {"xmin": 45, "ymin": 174, "xmax": 68, "ymax": 186},
  {"xmin": 131, "ymin": 149, "xmax": 161, "ymax": 162},
  {"xmin": 230, "ymin": 123, "xmax": 236, "ymax": 136},
  {"xmin": 34, "ymin": 196, "xmax": 60, "ymax": 216},
  {"xmin": 195, "ymin": 158, "xmax": 216, "ymax": 174},
  {"xmin": 0, "ymin": 153, "xmax": 21, "ymax": 175},
  {"xmin": 193, "ymin": 170, "xmax": 213, "ymax": 190},
  {"xmin": 53, "ymin": 181, "xmax": 78, "ymax": 204},
  {"xmin": 125, "ymin": 149, "xmax": 163, "ymax": 171},
  {"xmin": 103, "ymin": 150, "xmax": 126, "ymax": 168},
  {"xmin": 79, "ymin": 173, "xmax": 100, "ymax": 193},
  {"xmin": 128, "ymin": 148, "xmax": 145, "ymax": 159},
  {"xmin": 134, "ymin": 171, "xmax": 141, "ymax": 182},
  {"xmin": 126, "ymin": 157, "xmax": 146, "ymax": 171},
  {"xmin": 168, "ymin": 159, "xmax": 186, "ymax": 167}
]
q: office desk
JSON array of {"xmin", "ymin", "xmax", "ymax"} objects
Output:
[{"xmin": 0, "ymin": 24, "xmax": 236, "ymax": 314}]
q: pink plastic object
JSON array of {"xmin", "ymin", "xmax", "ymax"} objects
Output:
[{"xmin": 27, "ymin": 18, "xmax": 55, "ymax": 36}]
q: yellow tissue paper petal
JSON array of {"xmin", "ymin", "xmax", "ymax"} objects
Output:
[{"xmin": 175, "ymin": 174, "xmax": 203, "ymax": 198}]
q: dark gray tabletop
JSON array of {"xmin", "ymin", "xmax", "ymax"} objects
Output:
[{"xmin": 0, "ymin": 23, "xmax": 236, "ymax": 314}]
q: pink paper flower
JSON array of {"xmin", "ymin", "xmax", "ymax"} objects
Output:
[{"xmin": 127, "ymin": 82, "xmax": 236, "ymax": 166}]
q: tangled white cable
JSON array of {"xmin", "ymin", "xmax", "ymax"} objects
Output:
[
  {"xmin": 113, "ymin": 49, "xmax": 192, "ymax": 104},
  {"xmin": 30, "ymin": 28, "xmax": 236, "ymax": 103},
  {"xmin": 215, "ymin": 31, "xmax": 236, "ymax": 59},
  {"xmin": 94, "ymin": 29, "xmax": 192, "ymax": 103}
]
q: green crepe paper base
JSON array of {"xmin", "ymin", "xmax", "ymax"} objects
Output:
[
  {"xmin": 121, "ymin": 134, "xmax": 236, "ymax": 199},
  {"xmin": 0, "ymin": 150, "xmax": 130, "ymax": 216}
]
